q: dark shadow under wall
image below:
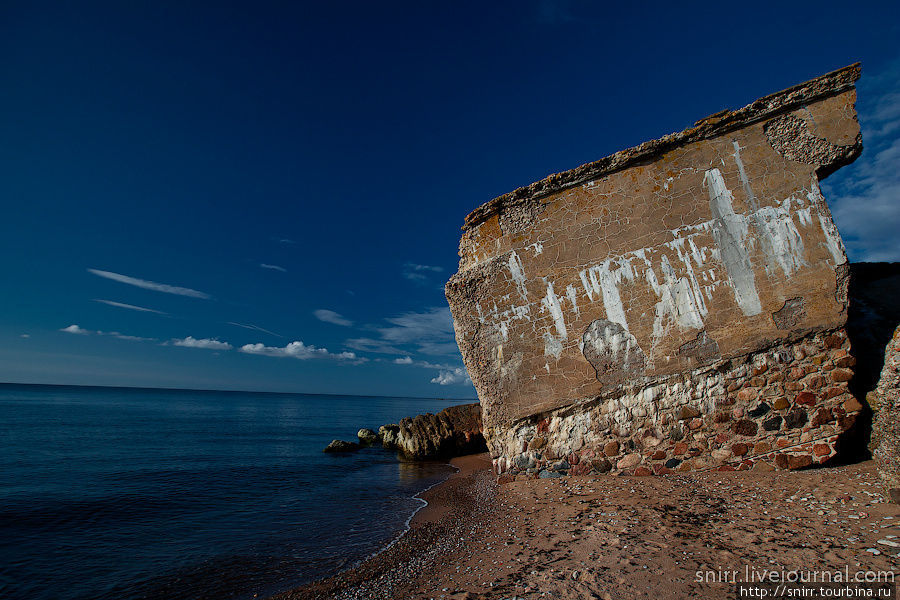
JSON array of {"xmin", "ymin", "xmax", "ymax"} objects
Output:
[{"xmin": 836, "ymin": 262, "xmax": 900, "ymax": 463}]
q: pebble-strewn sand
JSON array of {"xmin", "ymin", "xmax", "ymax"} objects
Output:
[{"xmin": 272, "ymin": 454, "xmax": 899, "ymax": 599}]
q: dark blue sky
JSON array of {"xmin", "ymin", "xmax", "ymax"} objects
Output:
[{"xmin": 1, "ymin": 1, "xmax": 898, "ymax": 397}]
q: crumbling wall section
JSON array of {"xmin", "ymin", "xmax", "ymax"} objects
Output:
[{"xmin": 446, "ymin": 64, "xmax": 864, "ymax": 476}]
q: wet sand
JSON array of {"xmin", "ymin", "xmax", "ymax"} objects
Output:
[{"xmin": 272, "ymin": 455, "xmax": 899, "ymax": 599}]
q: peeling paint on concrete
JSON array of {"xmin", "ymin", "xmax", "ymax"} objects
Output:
[{"xmin": 705, "ymin": 168, "xmax": 763, "ymax": 316}]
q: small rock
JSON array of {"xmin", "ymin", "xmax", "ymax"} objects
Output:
[
  {"xmin": 324, "ymin": 439, "xmax": 361, "ymax": 453},
  {"xmin": 357, "ymin": 428, "xmax": 379, "ymax": 445}
]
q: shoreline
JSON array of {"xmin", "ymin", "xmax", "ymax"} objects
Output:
[
  {"xmin": 272, "ymin": 456, "xmax": 899, "ymax": 600},
  {"xmin": 269, "ymin": 453, "xmax": 496, "ymax": 600}
]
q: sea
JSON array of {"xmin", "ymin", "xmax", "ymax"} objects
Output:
[{"xmin": 0, "ymin": 383, "xmax": 472, "ymax": 599}]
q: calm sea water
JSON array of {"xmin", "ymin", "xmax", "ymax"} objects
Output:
[{"xmin": 0, "ymin": 384, "xmax": 470, "ymax": 600}]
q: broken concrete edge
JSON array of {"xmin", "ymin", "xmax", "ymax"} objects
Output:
[{"xmin": 462, "ymin": 62, "xmax": 860, "ymax": 232}]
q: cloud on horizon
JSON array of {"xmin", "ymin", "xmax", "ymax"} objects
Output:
[
  {"xmin": 240, "ymin": 340, "xmax": 361, "ymax": 362},
  {"xmin": 391, "ymin": 354, "xmax": 472, "ymax": 385},
  {"xmin": 88, "ymin": 269, "xmax": 210, "ymax": 299},
  {"xmin": 314, "ymin": 309, "xmax": 353, "ymax": 327},
  {"xmin": 431, "ymin": 367, "xmax": 472, "ymax": 386},
  {"xmin": 171, "ymin": 336, "xmax": 232, "ymax": 350},
  {"xmin": 94, "ymin": 299, "xmax": 167, "ymax": 314}
]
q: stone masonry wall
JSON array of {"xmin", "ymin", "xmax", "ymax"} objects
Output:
[{"xmin": 446, "ymin": 65, "xmax": 864, "ymax": 477}]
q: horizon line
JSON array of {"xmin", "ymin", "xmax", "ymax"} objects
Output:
[{"xmin": 0, "ymin": 380, "xmax": 478, "ymax": 402}]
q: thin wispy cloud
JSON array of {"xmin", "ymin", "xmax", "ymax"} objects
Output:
[
  {"xmin": 61, "ymin": 324, "xmax": 90, "ymax": 335},
  {"xmin": 87, "ymin": 269, "xmax": 210, "ymax": 299},
  {"xmin": 240, "ymin": 341, "xmax": 362, "ymax": 362},
  {"xmin": 402, "ymin": 263, "xmax": 444, "ymax": 283},
  {"xmin": 94, "ymin": 299, "xmax": 167, "ymax": 314},
  {"xmin": 824, "ymin": 57, "xmax": 900, "ymax": 262},
  {"xmin": 260, "ymin": 263, "xmax": 287, "ymax": 272},
  {"xmin": 273, "ymin": 237, "xmax": 295, "ymax": 245},
  {"xmin": 346, "ymin": 307, "xmax": 459, "ymax": 356},
  {"xmin": 314, "ymin": 309, "xmax": 353, "ymax": 327},
  {"xmin": 60, "ymin": 324, "xmax": 156, "ymax": 342},
  {"xmin": 227, "ymin": 322, "xmax": 282, "ymax": 338},
  {"xmin": 171, "ymin": 336, "xmax": 232, "ymax": 350},
  {"xmin": 20, "ymin": 334, "xmax": 30, "ymax": 338},
  {"xmin": 110, "ymin": 332, "xmax": 156, "ymax": 342},
  {"xmin": 345, "ymin": 337, "xmax": 405, "ymax": 354}
]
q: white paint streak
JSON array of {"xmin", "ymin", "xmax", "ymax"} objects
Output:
[
  {"xmin": 808, "ymin": 179, "xmax": 847, "ymax": 265},
  {"xmin": 705, "ymin": 168, "xmax": 763, "ymax": 316},
  {"xmin": 541, "ymin": 282, "xmax": 567, "ymax": 339},
  {"xmin": 508, "ymin": 251, "xmax": 528, "ymax": 300},
  {"xmin": 565, "ymin": 284, "xmax": 580, "ymax": 319}
]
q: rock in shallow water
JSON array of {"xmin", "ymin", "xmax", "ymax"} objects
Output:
[
  {"xmin": 323, "ymin": 439, "xmax": 361, "ymax": 453},
  {"xmin": 357, "ymin": 428, "xmax": 379, "ymax": 446}
]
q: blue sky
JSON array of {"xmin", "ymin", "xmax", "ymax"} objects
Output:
[{"xmin": 1, "ymin": 1, "xmax": 898, "ymax": 397}]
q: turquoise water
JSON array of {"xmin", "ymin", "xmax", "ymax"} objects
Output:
[{"xmin": 0, "ymin": 383, "xmax": 469, "ymax": 599}]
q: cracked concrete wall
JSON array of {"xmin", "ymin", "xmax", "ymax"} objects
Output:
[{"xmin": 446, "ymin": 64, "xmax": 864, "ymax": 476}]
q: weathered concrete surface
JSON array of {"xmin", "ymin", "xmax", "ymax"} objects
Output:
[
  {"xmin": 873, "ymin": 326, "xmax": 900, "ymax": 502},
  {"xmin": 446, "ymin": 64, "xmax": 864, "ymax": 475}
]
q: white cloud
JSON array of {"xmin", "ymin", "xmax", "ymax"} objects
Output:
[
  {"xmin": 240, "ymin": 340, "xmax": 363, "ymax": 362},
  {"xmin": 172, "ymin": 336, "xmax": 232, "ymax": 350},
  {"xmin": 227, "ymin": 322, "xmax": 282, "ymax": 337},
  {"xmin": 431, "ymin": 367, "xmax": 472, "ymax": 386},
  {"xmin": 20, "ymin": 334, "xmax": 30, "ymax": 338},
  {"xmin": 823, "ymin": 57, "xmax": 900, "ymax": 262},
  {"xmin": 94, "ymin": 299, "xmax": 167, "ymax": 314},
  {"xmin": 390, "ymin": 355, "xmax": 472, "ymax": 386},
  {"xmin": 88, "ymin": 269, "xmax": 210, "ymax": 299},
  {"xmin": 260, "ymin": 263, "xmax": 287, "ymax": 272},
  {"xmin": 314, "ymin": 309, "xmax": 353, "ymax": 327},
  {"xmin": 61, "ymin": 324, "xmax": 90, "ymax": 335}
]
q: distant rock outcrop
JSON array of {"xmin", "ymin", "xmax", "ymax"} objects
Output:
[
  {"xmin": 873, "ymin": 326, "xmax": 900, "ymax": 502},
  {"xmin": 388, "ymin": 403, "xmax": 487, "ymax": 460},
  {"xmin": 323, "ymin": 404, "xmax": 487, "ymax": 461}
]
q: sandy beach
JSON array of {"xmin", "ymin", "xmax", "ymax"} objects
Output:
[{"xmin": 273, "ymin": 454, "xmax": 899, "ymax": 600}]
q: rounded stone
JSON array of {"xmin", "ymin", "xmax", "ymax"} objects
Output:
[{"xmin": 617, "ymin": 453, "xmax": 642, "ymax": 469}]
